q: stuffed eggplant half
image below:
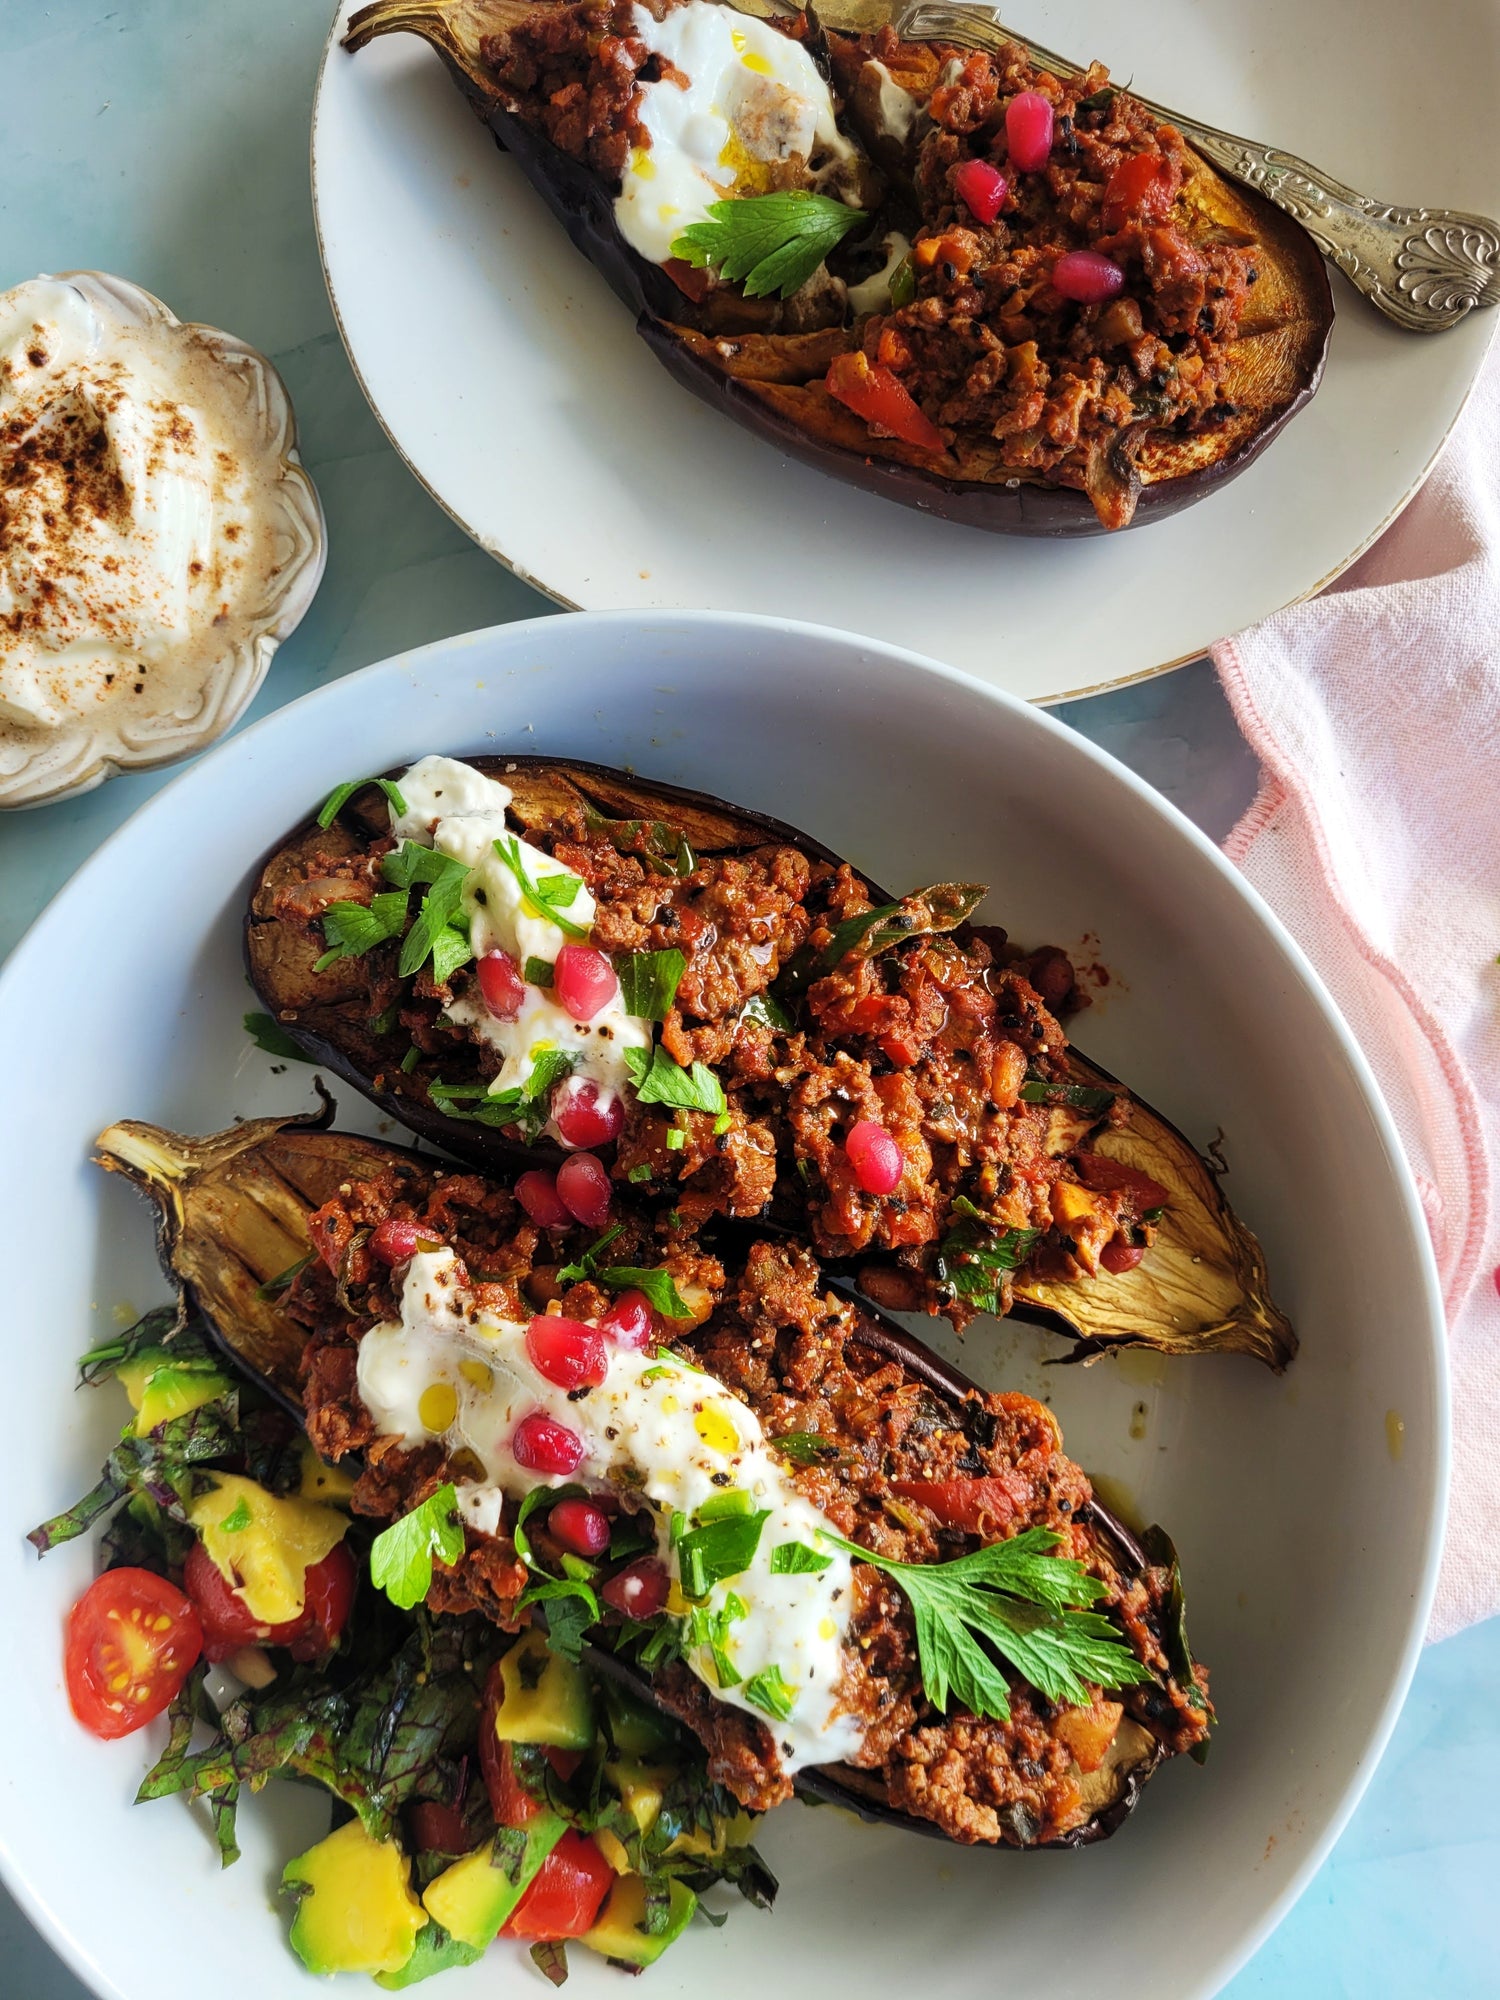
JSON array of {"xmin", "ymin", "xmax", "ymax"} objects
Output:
[
  {"xmin": 98, "ymin": 1109, "xmax": 1212, "ymax": 1851},
  {"xmin": 343, "ymin": 0, "xmax": 1334, "ymax": 533},
  {"xmin": 246, "ymin": 753, "xmax": 1294, "ymax": 1368}
]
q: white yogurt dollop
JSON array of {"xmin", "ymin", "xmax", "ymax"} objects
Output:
[
  {"xmin": 358, "ymin": 1248, "xmax": 864, "ymax": 1772},
  {"xmin": 392, "ymin": 756, "xmax": 652, "ymax": 1141},
  {"xmin": 614, "ymin": 1, "xmax": 855, "ymax": 266},
  {"xmin": 0, "ymin": 276, "xmax": 305, "ymax": 758}
]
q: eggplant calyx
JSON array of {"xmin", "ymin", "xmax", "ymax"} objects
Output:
[{"xmin": 343, "ymin": 0, "xmax": 512, "ymax": 95}]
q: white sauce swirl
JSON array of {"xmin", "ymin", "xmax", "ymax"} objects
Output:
[
  {"xmin": 357, "ymin": 1249, "xmax": 863, "ymax": 1771},
  {"xmin": 391, "ymin": 755, "xmax": 651, "ymax": 1143},
  {"xmin": 615, "ymin": 1, "xmax": 855, "ymax": 267}
]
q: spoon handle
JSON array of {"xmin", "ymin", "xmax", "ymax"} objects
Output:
[{"xmin": 895, "ymin": 0, "xmax": 1500, "ymax": 332}]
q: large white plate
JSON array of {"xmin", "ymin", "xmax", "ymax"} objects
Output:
[
  {"xmin": 0, "ymin": 613, "xmax": 1446, "ymax": 2000},
  {"xmin": 311, "ymin": 0, "xmax": 1499, "ymax": 701}
]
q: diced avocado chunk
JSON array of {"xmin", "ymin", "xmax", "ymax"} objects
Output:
[
  {"xmin": 665, "ymin": 1808, "xmax": 758, "ymax": 1862},
  {"xmin": 422, "ymin": 1814, "xmax": 566, "ymax": 1950},
  {"xmin": 186, "ymin": 1474, "xmax": 348, "ymax": 1626},
  {"xmin": 581, "ymin": 1874, "xmax": 697, "ymax": 1968},
  {"xmin": 603, "ymin": 1680, "xmax": 681, "ymax": 1761},
  {"xmin": 116, "ymin": 1347, "xmax": 231, "ymax": 1436},
  {"xmin": 492, "ymin": 1632, "xmax": 595, "ymax": 1752},
  {"xmin": 374, "ymin": 1922, "xmax": 484, "ymax": 1988},
  {"xmin": 605, "ymin": 1759, "xmax": 674, "ymax": 1836},
  {"xmin": 282, "ymin": 1819, "xmax": 426, "ymax": 1977},
  {"xmin": 298, "ymin": 1435, "xmax": 358, "ymax": 1503}
]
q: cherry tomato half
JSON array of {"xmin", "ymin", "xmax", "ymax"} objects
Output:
[
  {"xmin": 65, "ymin": 1568, "xmax": 203, "ymax": 1739},
  {"xmin": 500, "ymin": 1828, "xmax": 614, "ymax": 1939},
  {"xmin": 182, "ymin": 1539, "xmax": 356, "ymax": 1664}
]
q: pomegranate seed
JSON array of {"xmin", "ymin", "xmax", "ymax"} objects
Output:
[
  {"xmin": 552, "ymin": 1077, "xmax": 625, "ymax": 1150},
  {"xmin": 1005, "ymin": 89, "xmax": 1054, "ymax": 172},
  {"xmin": 370, "ymin": 1217, "xmax": 422, "ymax": 1265},
  {"xmin": 1494, "ymin": 1264, "xmax": 1500, "ymax": 1299},
  {"xmin": 845, "ymin": 1120, "xmax": 903, "ymax": 1197},
  {"xmin": 476, "ymin": 950, "xmax": 526, "ymax": 1020},
  {"xmin": 526, "ymin": 1314, "xmax": 609, "ymax": 1391},
  {"xmin": 1051, "ymin": 249, "xmax": 1126, "ymax": 305},
  {"xmin": 549, "ymin": 1496, "xmax": 611, "ymax": 1557},
  {"xmin": 511, "ymin": 1411, "xmax": 585, "ymax": 1476},
  {"xmin": 952, "ymin": 158, "xmax": 1008, "ymax": 225},
  {"xmin": 598, "ymin": 1289, "xmax": 654, "ymax": 1350},
  {"xmin": 554, "ymin": 945, "xmax": 619, "ymax": 1024},
  {"xmin": 601, "ymin": 1557, "xmax": 669, "ymax": 1620},
  {"xmin": 1101, "ymin": 1240, "xmax": 1146, "ymax": 1275},
  {"xmin": 556, "ymin": 1152, "xmax": 612, "ymax": 1227},
  {"xmin": 516, "ymin": 1169, "xmax": 571, "ymax": 1230}
]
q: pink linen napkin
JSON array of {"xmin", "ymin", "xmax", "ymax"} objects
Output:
[{"xmin": 1211, "ymin": 336, "xmax": 1500, "ymax": 1640}]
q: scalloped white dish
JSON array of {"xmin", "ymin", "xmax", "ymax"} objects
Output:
[
  {"xmin": 0, "ymin": 612, "xmax": 1446, "ymax": 2000},
  {"xmin": 0, "ymin": 271, "xmax": 325, "ymax": 809}
]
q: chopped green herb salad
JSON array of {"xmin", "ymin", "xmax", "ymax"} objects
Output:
[{"xmin": 30, "ymin": 1306, "xmax": 774, "ymax": 1987}]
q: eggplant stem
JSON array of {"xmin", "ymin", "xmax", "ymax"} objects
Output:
[{"xmin": 342, "ymin": 0, "xmax": 524, "ymax": 92}]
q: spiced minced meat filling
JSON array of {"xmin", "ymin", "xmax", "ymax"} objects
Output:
[
  {"xmin": 262, "ymin": 785, "xmax": 1167, "ymax": 1330},
  {"xmin": 471, "ymin": 1, "xmax": 1260, "ymax": 527},
  {"xmin": 288, "ymin": 1158, "xmax": 1211, "ymax": 1848}
]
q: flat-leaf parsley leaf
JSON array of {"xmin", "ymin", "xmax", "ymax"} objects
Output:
[
  {"xmin": 673, "ymin": 192, "xmax": 868, "ymax": 301},
  {"xmin": 370, "ymin": 1483, "xmax": 465, "ymax": 1609}
]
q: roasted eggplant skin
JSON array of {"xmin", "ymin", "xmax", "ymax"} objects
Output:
[
  {"xmin": 245, "ymin": 754, "xmax": 1295, "ymax": 1369},
  {"xmin": 342, "ymin": 0, "xmax": 1335, "ymax": 538},
  {"xmin": 95, "ymin": 1107, "xmax": 1206, "ymax": 1848}
]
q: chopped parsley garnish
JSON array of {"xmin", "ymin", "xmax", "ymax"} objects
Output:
[
  {"xmin": 821, "ymin": 1525, "xmax": 1151, "ymax": 1722},
  {"xmin": 598, "ymin": 1265, "xmax": 694, "ymax": 1320},
  {"xmin": 316, "ymin": 775, "xmax": 407, "ymax": 829},
  {"xmin": 367, "ymin": 1003, "xmax": 401, "ymax": 1036},
  {"xmin": 769, "ymin": 1540, "xmax": 832, "ymax": 1576},
  {"xmin": 624, "ymin": 1044, "xmax": 726, "ymax": 1117},
  {"xmin": 627, "ymin": 1163, "xmax": 653, "ymax": 1184},
  {"xmin": 685, "ymin": 1592, "xmax": 748, "ymax": 1689},
  {"xmin": 388, "ymin": 848, "xmax": 471, "ymax": 984},
  {"xmin": 218, "ymin": 1498, "xmax": 252, "ymax": 1534},
  {"xmin": 523, "ymin": 956, "xmax": 555, "ymax": 988},
  {"xmin": 742, "ymin": 1665, "xmax": 798, "ymax": 1722},
  {"xmin": 674, "ymin": 1509, "xmax": 771, "ymax": 1601},
  {"xmin": 555, "ymin": 1225, "xmax": 625, "ymax": 1286},
  {"xmin": 888, "ymin": 254, "xmax": 916, "ymax": 308},
  {"xmin": 492, "ymin": 836, "xmax": 588, "ymax": 940},
  {"xmin": 615, "ymin": 948, "xmax": 686, "ymax": 1021},
  {"xmin": 314, "ymin": 891, "xmax": 408, "ymax": 973},
  {"xmin": 515, "ymin": 1576, "xmax": 600, "ymax": 1663},
  {"xmin": 935, "ymin": 1197, "xmax": 1042, "ymax": 1316},
  {"xmin": 242, "ymin": 1012, "xmax": 313, "ymax": 1063},
  {"xmin": 428, "ymin": 1048, "xmax": 575, "ymax": 1142},
  {"xmin": 672, "ymin": 192, "xmax": 869, "ymax": 301},
  {"xmin": 370, "ymin": 1483, "xmax": 465, "ymax": 1610}
]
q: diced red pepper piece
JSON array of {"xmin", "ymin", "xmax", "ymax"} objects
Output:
[
  {"xmin": 825, "ymin": 352, "xmax": 946, "ymax": 455},
  {"xmin": 1101, "ymin": 150, "xmax": 1180, "ymax": 231}
]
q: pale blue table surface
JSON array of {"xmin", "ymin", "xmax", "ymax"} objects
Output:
[{"xmin": 3, "ymin": 4, "xmax": 1497, "ymax": 1995}]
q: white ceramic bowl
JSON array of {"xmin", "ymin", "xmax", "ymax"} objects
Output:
[
  {"xmin": 0, "ymin": 613, "xmax": 1446, "ymax": 2000},
  {"xmin": 0, "ymin": 271, "xmax": 326, "ymax": 808}
]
